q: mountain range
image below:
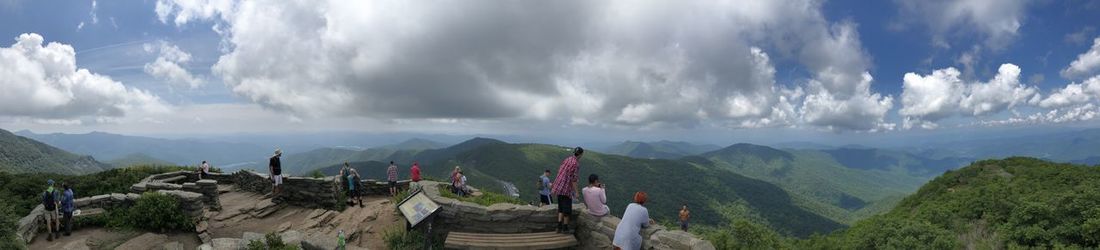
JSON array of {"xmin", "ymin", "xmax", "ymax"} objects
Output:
[
  {"xmin": 600, "ymin": 140, "xmax": 721, "ymax": 159},
  {"xmin": 0, "ymin": 129, "xmax": 109, "ymax": 174}
]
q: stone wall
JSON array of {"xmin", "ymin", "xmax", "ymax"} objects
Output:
[
  {"xmin": 575, "ymin": 211, "xmax": 715, "ymax": 250},
  {"xmin": 416, "ymin": 180, "xmax": 714, "ymax": 249},
  {"xmin": 419, "ymin": 180, "xmax": 575, "ymax": 234},
  {"xmin": 15, "ymin": 190, "xmax": 208, "ymax": 244},
  {"xmin": 359, "ymin": 179, "xmax": 411, "ymax": 196},
  {"xmin": 130, "ymin": 171, "xmax": 221, "ymax": 211}
]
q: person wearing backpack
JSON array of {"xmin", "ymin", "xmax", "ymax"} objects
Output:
[
  {"xmin": 42, "ymin": 179, "xmax": 60, "ymax": 241},
  {"xmin": 537, "ymin": 170, "xmax": 553, "ymax": 206},
  {"xmin": 347, "ymin": 166, "xmax": 364, "ymax": 208},
  {"xmin": 61, "ymin": 183, "xmax": 76, "ymax": 236}
]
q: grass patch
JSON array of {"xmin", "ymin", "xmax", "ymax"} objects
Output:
[
  {"xmin": 436, "ymin": 184, "xmax": 525, "ymax": 206},
  {"xmin": 246, "ymin": 232, "xmax": 299, "ymax": 250},
  {"xmin": 382, "ymin": 226, "xmax": 443, "ymax": 250}
]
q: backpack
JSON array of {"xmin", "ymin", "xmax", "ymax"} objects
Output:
[
  {"xmin": 537, "ymin": 176, "xmax": 544, "ymax": 190},
  {"xmin": 42, "ymin": 190, "xmax": 56, "ymax": 211}
]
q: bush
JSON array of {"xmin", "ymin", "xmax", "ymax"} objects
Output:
[
  {"xmin": 382, "ymin": 226, "xmax": 442, "ymax": 250},
  {"xmin": 705, "ymin": 219, "xmax": 787, "ymax": 250},
  {"xmin": 309, "ymin": 171, "xmax": 325, "ymax": 178},
  {"xmin": 247, "ymin": 232, "xmax": 298, "ymax": 250},
  {"xmin": 0, "ymin": 204, "xmax": 26, "ymax": 250},
  {"xmin": 118, "ymin": 192, "xmax": 194, "ymax": 232}
]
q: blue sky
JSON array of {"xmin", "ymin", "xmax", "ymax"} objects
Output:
[{"xmin": 2, "ymin": 0, "xmax": 1100, "ymax": 144}]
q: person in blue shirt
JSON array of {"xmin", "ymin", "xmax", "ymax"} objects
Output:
[
  {"xmin": 60, "ymin": 183, "xmax": 75, "ymax": 236},
  {"xmin": 538, "ymin": 170, "xmax": 553, "ymax": 206}
]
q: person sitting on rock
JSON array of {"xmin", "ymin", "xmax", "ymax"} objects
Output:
[
  {"xmin": 410, "ymin": 161, "xmax": 422, "ymax": 191},
  {"xmin": 455, "ymin": 170, "xmax": 470, "ymax": 197},
  {"xmin": 450, "ymin": 166, "xmax": 462, "ymax": 194},
  {"xmin": 613, "ymin": 192, "xmax": 654, "ymax": 250},
  {"xmin": 582, "ymin": 174, "xmax": 609, "ymax": 217}
]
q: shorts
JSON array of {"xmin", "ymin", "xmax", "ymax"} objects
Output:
[
  {"xmin": 557, "ymin": 195, "xmax": 572, "ymax": 214},
  {"xmin": 389, "ymin": 181, "xmax": 397, "ymax": 189},
  {"xmin": 680, "ymin": 221, "xmax": 689, "ymax": 231},
  {"xmin": 539, "ymin": 194, "xmax": 552, "ymax": 205},
  {"xmin": 272, "ymin": 175, "xmax": 283, "ymax": 186}
]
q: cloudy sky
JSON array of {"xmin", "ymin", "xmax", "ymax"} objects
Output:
[{"xmin": 1, "ymin": 0, "xmax": 1100, "ymax": 143}]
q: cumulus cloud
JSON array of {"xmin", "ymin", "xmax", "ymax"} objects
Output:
[
  {"xmin": 1038, "ymin": 76, "xmax": 1100, "ymax": 108},
  {"xmin": 896, "ymin": 0, "xmax": 1028, "ymax": 49},
  {"xmin": 1061, "ymin": 37, "xmax": 1100, "ymax": 79},
  {"xmin": 899, "ymin": 63, "xmax": 1038, "ymax": 129},
  {"xmin": 143, "ymin": 41, "xmax": 203, "ymax": 88},
  {"xmin": 0, "ymin": 33, "xmax": 168, "ymax": 120},
  {"xmin": 154, "ymin": 0, "xmax": 893, "ymax": 131}
]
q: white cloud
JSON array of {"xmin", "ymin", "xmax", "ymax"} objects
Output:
[
  {"xmin": 960, "ymin": 64, "xmax": 1037, "ymax": 116},
  {"xmin": 1038, "ymin": 75, "xmax": 1100, "ymax": 108},
  {"xmin": 899, "ymin": 63, "xmax": 1038, "ymax": 129},
  {"xmin": 1061, "ymin": 37, "xmax": 1100, "ymax": 79},
  {"xmin": 143, "ymin": 41, "xmax": 203, "ymax": 88},
  {"xmin": 76, "ymin": 22, "xmax": 84, "ymax": 30},
  {"xmin": 154, "ymin": 0, "xmax": 893, "ymax": 131},
  {"xmin": 896, "ymin": 0, "xmax": 1028, "ymax": 49},
  {"xmin": 0, "ymin": 33, "xmax": 168, "ymax": 120},
  {"xmin": 90, "ymin": 0, "xmax": 98, "ymax": 24},
  {"xmin": 977, "ymin": 103, "xmax": 1100, "ymax": 126},
  {"xmin": 899, "ymin": 67, "xmax": 964, "ymax": 126}
]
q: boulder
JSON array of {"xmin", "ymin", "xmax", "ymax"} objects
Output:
[
  {"xmin": 162, "ymin": 241, "xmax": 185, "ymax": 250},
  {"xmin": 116, "ymin": 233, "xmax": 168, "ymax": 250},
  {"xmin": 241, "ymin": 232, "xmax": 264, "ymax": 244},
  {"xmin": 301, "ymin": 234, "xmax": 338, "ymax": 250},
  {"xmin": 281, "ymin": 230, "xmax": 304, "ymax": 246},
  {"xmin": 211, "ymin": 238, "xmax": 244, "ymax": 250}
]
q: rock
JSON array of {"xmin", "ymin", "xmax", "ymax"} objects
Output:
[
  {"xmin": 241, "ymin": 232, "xmax": 264, "ymax": 244},
  {"xmin": 197, "ymin": 244, "xmax": 214, "ymax": 250},
  {"xmin": 280, "ymin": 230, "xmax": 304, "ymax": 246},
  {"xmin": 199, "ymin": 232, "xmax": 212, "ymax": 244},
  {"xmin": 116, "ymin": 233, "xmax": 168, "ymax": 250},
  {"xmin": 110, "ymin": 193, "xmax": 127, "ymax": 202},
  {"xmin": 301, "ymin": 234, "xmax": 337, "ymax": 250},
  {"xmin": 162, "ymin": 241, "xmax": 184, "ymax": 250},
  {"xmin": 196, "ymin": 221, "xmax": 210, "ymax": 233},
  {"xmin": 211, "ymin": 238, "xmax": 244, "ymax": 250},
  {"xmin": 278, "ymin": 221, "xmax": 292, "ymax": 232}
]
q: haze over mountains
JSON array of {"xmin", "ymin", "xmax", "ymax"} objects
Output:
[{"xmin": 7, "ymin": 127, "xmax": 1100, "ymax": 238}]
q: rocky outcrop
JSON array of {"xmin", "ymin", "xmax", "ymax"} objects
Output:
[
  {"xmin": 418, "ymin": 180, "xmax": 571, "ymax": 234},
  {"xmin": 575, "ymin": 209, "xmax": 715, "ymax": 250}
]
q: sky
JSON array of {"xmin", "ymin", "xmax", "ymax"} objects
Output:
[{"xmin": 1, "ymin": 0, "xmax": 1100, "ymax": 145}]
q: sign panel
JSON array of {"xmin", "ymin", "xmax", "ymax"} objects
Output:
[{"xmin": 397, "ymin": 189, "xmax": 440, "ymax": 227}]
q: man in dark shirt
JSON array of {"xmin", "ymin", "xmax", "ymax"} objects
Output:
[{"xmin": 270, "ymin": 149, "xmax": 283, "ymax": 196}]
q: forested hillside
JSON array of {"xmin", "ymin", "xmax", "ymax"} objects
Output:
[{"xmin": 0, "ymin": 129, "xmax": 109, "ymax": 174}]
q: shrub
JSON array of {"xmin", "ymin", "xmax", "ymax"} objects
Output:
[
  {"xmin": 382, "ymin": 226, "xmax": 442, "ymax": 250},
  {"xmin": 0, "ymin": 204, "xmax": 26, "ymax": 250},
  {"xmin": 247, "ymin": 232, "xmax": 298, "ymax": 250},
  {"xmin": 705, "ymin": 219, "xmax": 787, "ymax": 250},
  {"xmin": 309, "ymin": 171, "xmax": 325, "ymax": 178},
  {"xmin": 121, "ymin": 192, "xmax": 194, "ymax": 232}
]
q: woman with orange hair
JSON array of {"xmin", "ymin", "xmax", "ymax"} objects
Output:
[{"xmin": 613, "ymin": 191, "xmax": 654, "ymax": 250}]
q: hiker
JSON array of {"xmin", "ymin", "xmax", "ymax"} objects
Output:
[
  {"xmin": 613, "ymin": 192, "xmax": 654, "ymax": 250},
  {"xmin": 61, "ymin": 183, "xmax": 75, "ymax": 236},
  {"xmin": 346, "ymin": 163, "xmax": 364, "ymax": 207},
  {"xmin": 387, "ymin": 161, "xmax": 399, "ymax": 196},
  {"xmin": 679, "ymin": 204, "xmax": 691, "ymax": 231},
  {"xmin": 454, "ymin": 170, "xmax": 469, "ymax": 196},
  {"xmin": 198, "ymin": 160, "xmax": 211, "ymax": 179},
  {"xmin": 269, "ymin": 149, "xmax": 283, "ymax": 196},
  {"xmin": 537, "ymin": 169, "xmax": 553, "ymax": 206},
  {"xmin": 42, "ymin": 179, "xmax": 60, "ymax": 241},
  {"xmin": 582, "ymin": 174, "xmax": 608, "ymax": 217},
  {"xmin": 339, "ymin": 162, "xmax": 351, "ymax": 200},
  {"xmin": 410, "ymin": 161, "xmax": 422, "ymax": 191},
  {"xmin": 450, "ymin": 166, "xmax": 462, "ymax": 194},
  {"xmin": 551, "ymin": 147, "xmax": 583, "ymax": 234}
]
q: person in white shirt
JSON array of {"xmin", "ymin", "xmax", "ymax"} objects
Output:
[{"xmin": 582, "ymin": 174, "xmax": 608, "ymax": 217}]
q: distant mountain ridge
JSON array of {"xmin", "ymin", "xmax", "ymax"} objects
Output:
[
  {"xmin": 602, "ymin": 140, "xmax": 721, "ymax": 159},
  {"xmin": 16, "ymin": 130, "xmax": 273, "ymax": 168},
  {"xmin": 274, "ymin": 138, "xmax": 448, "ymax": 174},
  {"xmin": 0, "ymin": 129, "xmax": 110, "ymax": 174}
]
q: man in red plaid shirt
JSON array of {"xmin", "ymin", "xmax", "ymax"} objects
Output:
[{"xmin": 552, "ymin": 147, "xmax": 584, "ymax": 234}]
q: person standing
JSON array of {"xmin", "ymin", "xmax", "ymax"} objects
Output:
[
  {"xmin": 41, "ymin": 179, "xmax": 60, "ymax": 241},
  {"xmin": 199, "ymin": 160, "xmax": 211, "ymax": 179},
  {"xmin": 537, "ymin": 170, "xmax": 553, "ymax": 206},
  {"xmin": 410, "ymin": 161, "xmax": 422, "ymax": 191},
  {"xmin": 613, "ymin": 192, "xmax": 654, "ymax": 250},
  {"xmin": 551, "ymin": 147, "xmax": 583, "ymax": 234},
  {"xmin": 387, "ymin": 161, "xmax": 399, "ymax": 196},
  {"xmin": 679, "ymin": 204, "xmax": 691, "ymax": 231},
  {"xmin": 582, "ymin": 174, "xmax": 608, "ymax": 217},
  {"xmin": 269, "ymin": 149, "xmax": 283, "ymax": 197},
  {"xmin": 347, "ymin": 165, "xmax": 363, "ymax": 207},
  {"xmin": 60, "ymin": 183, "xmax": 75, "ymax": 236}
]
